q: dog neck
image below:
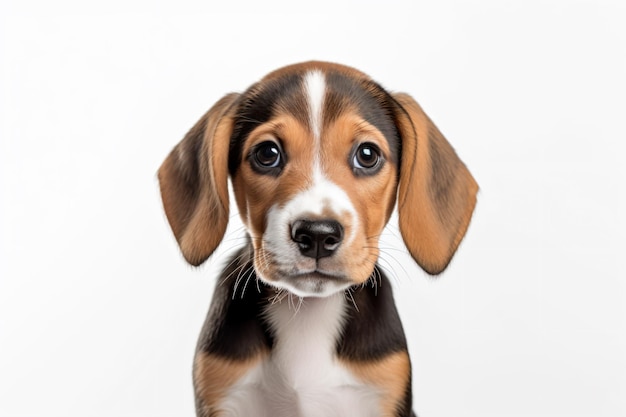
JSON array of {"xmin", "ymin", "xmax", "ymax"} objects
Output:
[{"xmin": 263, "ymin": 293, "xmax": 348, "ymax": 388}]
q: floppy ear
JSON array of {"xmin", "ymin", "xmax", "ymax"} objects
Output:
[
  {"xmin": 393, "ymin": 93, "xmax": 478, "ymax": 275},
  {"xmin": 158, "ymin": 93, "xmax": 239, "ymax": 266}
]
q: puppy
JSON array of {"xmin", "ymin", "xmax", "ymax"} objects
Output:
[{"xmin": 159, "ymin": 61, "xmax": 477, "ymax": 417}]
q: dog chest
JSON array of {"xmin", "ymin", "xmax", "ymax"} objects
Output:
[{"xmin": 217, "ymin": 294, "xmax": 382, "ymax": 417}]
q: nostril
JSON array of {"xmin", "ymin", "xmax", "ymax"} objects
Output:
[
  {"xmin": 323, "ymin": 235, "xmax": 340, "ymax": 250},
  {"xmin": 294, "ymin": 232, "xmax": 313, "ymax": 250},
  {"xmin": 291, "ymin": 220, "xmax": 308, "ymax": 242}
]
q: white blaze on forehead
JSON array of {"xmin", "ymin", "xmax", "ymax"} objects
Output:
[
  {"xmin": 303, "ymin": 70, "xmax": 326, "ymax": 142},
  {"xmin": 303, "ymin": 70, "xmax": 330, "ymax": 188}
]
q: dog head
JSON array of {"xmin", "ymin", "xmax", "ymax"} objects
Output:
[{"xmin": 159, "ymin": 61, "xmax": 478, "ymax": 297}]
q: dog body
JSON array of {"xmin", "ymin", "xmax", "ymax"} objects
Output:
[
  {"xmin": 159, "ymin": 62, "xmax": 477, "ymax": 417},
  {"xmin": 192, "ymin": 246, "xmax": 410, "ymax": 417}
]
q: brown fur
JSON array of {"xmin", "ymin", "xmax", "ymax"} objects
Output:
[
  {"xmin": 394, "ymin": 93, "xmax": 478, "ymax": 274},
  {"xmin": 342, "ymin": 351, "xmax": 411, "ymax": 417},
  {"xmin": 158, "ymin": 93, "xmax": 239, "ymax": 266},
  {"xmin": 194, "ymin": 352, "xmax": 266, "ymax": 416}
]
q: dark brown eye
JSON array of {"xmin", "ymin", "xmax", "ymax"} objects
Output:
[
  {"xmin": 253, "ymin": 141, "xmax": 282, "ymax": 168},
  {"xmin": 353, "ymin": 143, "xmax": 382, "ymax": 170}
]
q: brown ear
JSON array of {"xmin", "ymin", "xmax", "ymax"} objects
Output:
[
  {"xmin": 158, "ymin": 93, "xmax": 239, "ymax": 266},
  {"xmin": 393, "ymin": 93, "xmax": 478, "ymax": 275}
]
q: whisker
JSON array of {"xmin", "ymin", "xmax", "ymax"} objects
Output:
[
  {"xmin": 345, "ymin": 288, "xmax": 359, "ymax": 312},
  {"xmin": 381, "ymin": 223, "xmax": 405, "ymax": 242},
  {"xmin": 220, "ymin": 256, "xmax": 248, "ymax": 287},
  {"xmin": 376, "ymin": 245, "xmax": 411, "ymax": 254},
  {"xmin": 289, "ymin": 293, "xmax": 297, "ymax": 311},
  {"xmin": 377, "ymin": 248, "xmax": 411, "ymax": 283},
  {"xmin": 372, "ymin": 266, "xmax": 381, "ymax": 296},
  {"xmin": 374, "ymin": 257, "xmax": 397, "ymax": 283},
  {"xmin": 220, "ymin": 235, "xmax": 251, "ymax": 244},
  {"xmin": 375, "ymin": 255, "xmax": 404, "ymax": 285},
  {"xmin": 232, "ymin": 262, "xmax": 253, "ymax": 299},
  {"xmin": 294, "ymin": 296, "xmax": 304, "ymax": 316},
  {"xmin": 269, "ymin": 288, "xmax": 285, "ymax": 305},
  {"xmin": 240, "ymin": 266, "xmax": 256, "ymax": 299}
]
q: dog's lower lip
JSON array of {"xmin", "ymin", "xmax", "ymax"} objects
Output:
[{"xmin": 292, "ymin": 271, "xmax": 346, "ymax": 281}]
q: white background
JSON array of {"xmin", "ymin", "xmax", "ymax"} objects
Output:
[{"xmin": 1, "ymin": 1, "xmax": 625, "ymax": 416}]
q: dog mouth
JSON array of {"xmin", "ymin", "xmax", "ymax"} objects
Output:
[
  {"xmin": 251, "ymin": 244, "xmax": 364, "ymax": 297},
  {"xmin": 291, "ymin": 270, "xmax": 347, "ymax": 281},
  {"xmin": 286, "ymin": 276, "xmax": 351, "ymax": 298},
  {"xmin": 258, "ymin": 267, "xmax": 353, "ymax": 298}
]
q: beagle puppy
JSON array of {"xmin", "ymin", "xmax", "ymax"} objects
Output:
[{"xmin": 159, "ymin": 61, "xmax": 478, "ymax": 417}]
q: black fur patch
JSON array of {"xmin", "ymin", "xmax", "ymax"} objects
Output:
[
  {"xmin": 336, "ymin": 271, "xmax": 408, "ymax": 360},
  {"xmin": 228, "ymin": 73, "xmax": 307, "ymax": 174},
  {"xmin": 325, "ymin": 72, "xmax": 401, "ymax": 165},
  {"xmin": 195, "ymin": 245, "xmax": 274, "ymax": 359}
]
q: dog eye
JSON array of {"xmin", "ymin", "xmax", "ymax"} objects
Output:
[
  {"xmin": 251, "ymin": 141, "xmax": 284, "ymax": 172},
  {"xmin": 352, "ymin": 143, "xmax": 382, "ymax": 172}
]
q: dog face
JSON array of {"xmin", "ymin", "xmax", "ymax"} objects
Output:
[
  {"xmin": 159, "ymin": 61, "xmax": 477, "ymax": 297},
  {"xmin": 229, "ymin": 67, "xmax": 401, "ymax": 297}
]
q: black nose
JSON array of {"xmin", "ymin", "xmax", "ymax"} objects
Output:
[{"xmin": 291, "ymin": 219, "xmax": 344, "ymax": 259}]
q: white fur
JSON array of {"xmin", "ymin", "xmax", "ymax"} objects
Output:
[
  {"xmin": 304, "ymin": 70, "xmax": 325, "ymax": 142},
  {"xmin": 262, "ymin": 176, "xmax": 359, "ymax": 297},
  {"xmin": 304, "ymin": 71, "xmax": 327, "ymax": 188},
  {"xmin": 216, "ymin": 294, "xmax": 381, "ymax": 417}
]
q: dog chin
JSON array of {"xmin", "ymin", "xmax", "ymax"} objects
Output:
[{"xmin": 264, "ymin": 272, "xmax": 353, "ymax": 298}]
